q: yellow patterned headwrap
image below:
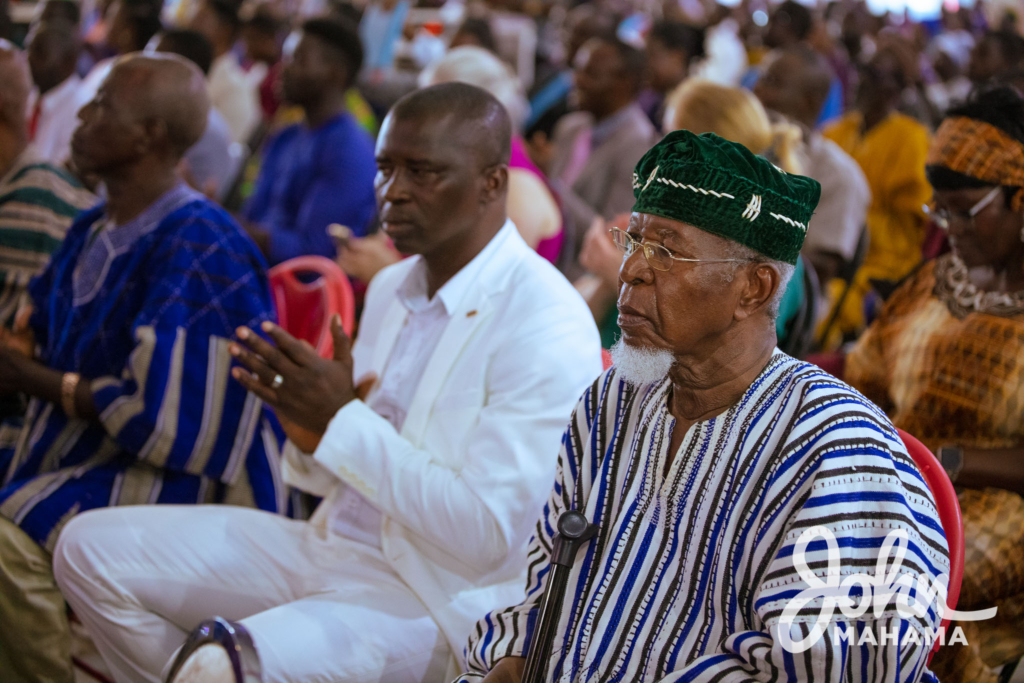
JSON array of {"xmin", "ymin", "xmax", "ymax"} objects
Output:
[{"xmin": 927, "ymin": 116, "xmax": 1024, "ymax": 210}]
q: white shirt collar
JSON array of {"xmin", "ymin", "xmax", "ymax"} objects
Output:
[
  {"xmin": 396, "ymin": 219, "xmax": 516, "ymax": 316},
  {"xmin": 210, "ymin": 52, "xmax": 243, "ymax": 78}
]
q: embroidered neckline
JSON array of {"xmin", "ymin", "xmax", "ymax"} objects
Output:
[{"xmin": 933, "ymin": 254, "xmax": 1024, "ymax": 319}]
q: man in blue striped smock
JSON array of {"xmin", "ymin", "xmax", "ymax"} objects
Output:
[
  {"xmin": 0, "ymin": 54, "xmax": 285, "ymax": 683},
  {"xmin": 461, "ymin": 131, "xmax": 950, "ymax": 683}
]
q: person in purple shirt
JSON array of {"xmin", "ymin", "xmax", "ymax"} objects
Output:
[{"xmin": 243, "ymin": 16, "xmax": 377, "ymax": 266}]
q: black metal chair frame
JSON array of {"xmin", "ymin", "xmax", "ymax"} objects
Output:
[
  {"xmin": 999, "ymin": 659, "xmax": 1021, "ymax": 683},
  {"xmin": 816, "ymin": 224, "xmax": 869, "ymax": 348}
]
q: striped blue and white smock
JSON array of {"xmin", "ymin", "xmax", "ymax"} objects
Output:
[
  {"xmin": 0, "ymin": 184, "xmax": 288, "ymax": 551},
  {"xmin": 463, "ymin": 353, "xmax": 950, "ymax": 682}
]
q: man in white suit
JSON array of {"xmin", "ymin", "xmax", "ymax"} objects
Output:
[{"xmin": 53, "ymin": 83, "xmax": 603, "ymax": 683}]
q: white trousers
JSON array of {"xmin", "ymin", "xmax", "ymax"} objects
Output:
[{"xmin": 53, "ymin": 505, "xmax": 451, "ymax": 683}]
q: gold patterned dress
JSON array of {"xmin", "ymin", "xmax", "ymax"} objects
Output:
[{"xmin": 847, "ymin": 254, "xmax": 1024, "ymax": 682}]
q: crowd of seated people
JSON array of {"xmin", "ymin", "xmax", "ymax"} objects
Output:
[{"xmin": 0, "ymin": 0, "xmax": 1020, "ymax": 681}]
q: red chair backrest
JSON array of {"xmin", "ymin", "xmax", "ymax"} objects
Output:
[
  {"xmin": 601, "ymin": 349, "xmax": 613, "ymax": 370},
  {"xmin": 896, "ymin": 428, "xmax": 964, "ymax": 659},
  {"xmin": 269, "ymin": 256, "xmax": 355, "ymax": 360}
]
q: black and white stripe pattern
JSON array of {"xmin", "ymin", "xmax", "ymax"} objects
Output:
[{"xmin": 463, "ymin": 353, "xmax": 948, "ymax": 682}]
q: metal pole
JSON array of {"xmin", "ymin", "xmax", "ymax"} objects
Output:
[{"xmin": 521, "ymin": 510, "xmax": 599, "ymax": 683}]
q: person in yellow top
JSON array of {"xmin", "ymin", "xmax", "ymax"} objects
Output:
[{"xmin": 822, "ymin": 42, "xmax": 931, "ymax": 343}]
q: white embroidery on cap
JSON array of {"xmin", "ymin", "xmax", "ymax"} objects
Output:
[
  {"xmin": 654, "ymin": 177, "xmax": 735, "ymax": 199},
  {"xmin": 742, "ymin": 195, "xmax": 762, "ymax": 221},
  {"xmin": 770, "ymin": 212, "xmax": 808, "ymax": 231},
  {"xmin": 642, "ymin": 166, "xmax": 660, "ymax": 192}
]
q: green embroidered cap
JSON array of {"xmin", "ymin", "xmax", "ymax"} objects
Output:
[{"xmin": 631, "ymin": 130, "xmax": 821, "ymax": 265}]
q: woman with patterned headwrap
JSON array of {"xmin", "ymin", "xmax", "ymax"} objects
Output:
[{"xmin": 847, "ymin": 86, "xmax": 1024, "ymax": 683}]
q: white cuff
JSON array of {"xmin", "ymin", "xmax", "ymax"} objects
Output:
[{"xmin": 311, "ymin": 399, "xmax": 394, "ymax": 502}]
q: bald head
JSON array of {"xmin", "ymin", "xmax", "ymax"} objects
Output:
[
  {"xmin": 0, "ymin": 41, "xmax": 31, "ymax": 132},
  {"xmin": 754, "ymin": 45, "xmax": 833, "ymax": 129},
  {"xmin": 390, "ymin": 82, "xmax": 511, "ymax": 168},
  {"xmin": 72, "ymin": 53, "xmax": 209, "ymax": 176},
  {"xmin": 110, "ymin": 53, "xmax": 209, "ymax": 154}
]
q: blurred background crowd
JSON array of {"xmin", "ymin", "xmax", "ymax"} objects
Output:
[
  {"xmin": 0, "ymin": 0, "xmax": 1023, "ymax": 679},
  {"xmin": 4, "ymin": 0, "xmax": 1021, "ymax": 354}
]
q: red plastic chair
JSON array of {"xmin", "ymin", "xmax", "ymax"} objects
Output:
[
  {"xmin": 896, "ymin": 428, "xmax": 965, "ymax": 661},
  {"xmin": 601, "ymin": 349, "xmax": 613, "ymax": 370},
  {"xmin": 269, "ymin": 256, "xmax": 355, "ymax": 360}
]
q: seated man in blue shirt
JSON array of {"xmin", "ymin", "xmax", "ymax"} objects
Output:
[{"xmin": 242, "ymin": 17, "xmax": 377, "ymax": 266}]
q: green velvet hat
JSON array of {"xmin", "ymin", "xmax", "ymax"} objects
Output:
[{"xmin": 631, "ymin": 131, "xmax": 821, "ymax": 265}]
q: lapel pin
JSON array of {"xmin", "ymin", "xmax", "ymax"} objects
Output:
[{"xmin": 466, "ymin": 310, "xmax": 478, "ymax": 318}]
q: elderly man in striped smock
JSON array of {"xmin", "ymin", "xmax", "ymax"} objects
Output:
[{"xmin": 460, "ymin": 131, "xmax": 950, "ymax": 683}]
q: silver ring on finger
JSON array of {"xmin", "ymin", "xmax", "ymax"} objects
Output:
[{"xmin": 270, "ymin": 374, "xmax": 284, "ymax": 389}]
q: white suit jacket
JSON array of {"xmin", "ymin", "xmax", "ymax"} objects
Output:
[{"xmin": 283, "ymin": 223, "xmax": 603, "ymax": 663}]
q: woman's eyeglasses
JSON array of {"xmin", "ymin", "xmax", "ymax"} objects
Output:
[{"xmin": 923, "ymin": 186, "xmax": 1003, "ymax": 232}]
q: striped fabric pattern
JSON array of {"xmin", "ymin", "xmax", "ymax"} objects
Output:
[
  {"xmin": 0, "ymin": 148, "xmax": 95, "ymax": 326},
  {"xmin": 0, "ymin": 184, "xmax": 287, "ymax": 551},
  {"xmin": 464, "ymin": 353, "xmax": 949, "ymax": 682}
]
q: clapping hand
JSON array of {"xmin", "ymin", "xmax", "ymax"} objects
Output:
[
  {"xmin": 230, "ymin": 316, "xmax": 376, "ymax": 452},
  {"xmin": 579, "ymin": 215, "xmax": 628, "ymax": 288},
  {"xmin": 480, "ymin": 657, "xmax": 525, "ymax": 683}
]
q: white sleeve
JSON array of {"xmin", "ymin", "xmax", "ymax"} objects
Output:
[{"xmin": 311, "ymin": 303, "xmax": 602, "ymax": 574}]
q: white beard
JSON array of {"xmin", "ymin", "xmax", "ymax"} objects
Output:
[{"xmin": 609, "ymin": 338, "xmax": 674, "ymax": 386}]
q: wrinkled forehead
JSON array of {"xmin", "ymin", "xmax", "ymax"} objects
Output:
[{"xmin": 630, "ymin": 212, "xmax": 729, "ymax": 252}]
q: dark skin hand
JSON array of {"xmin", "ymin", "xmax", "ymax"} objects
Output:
[
  {"xmin": 480, "ymin": 656, "xmax": 525, "ymax": 683},
  {"xmin": 0, "ymin": 346, "xmax": 98, "ymax": 420},
  {"xmin": 229, "ymin": 316, "xmax": 376, "ymax": 453},
  {"xmin": 954, "ymin": 449, "xmax": 1024, "ymax": 496}
]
